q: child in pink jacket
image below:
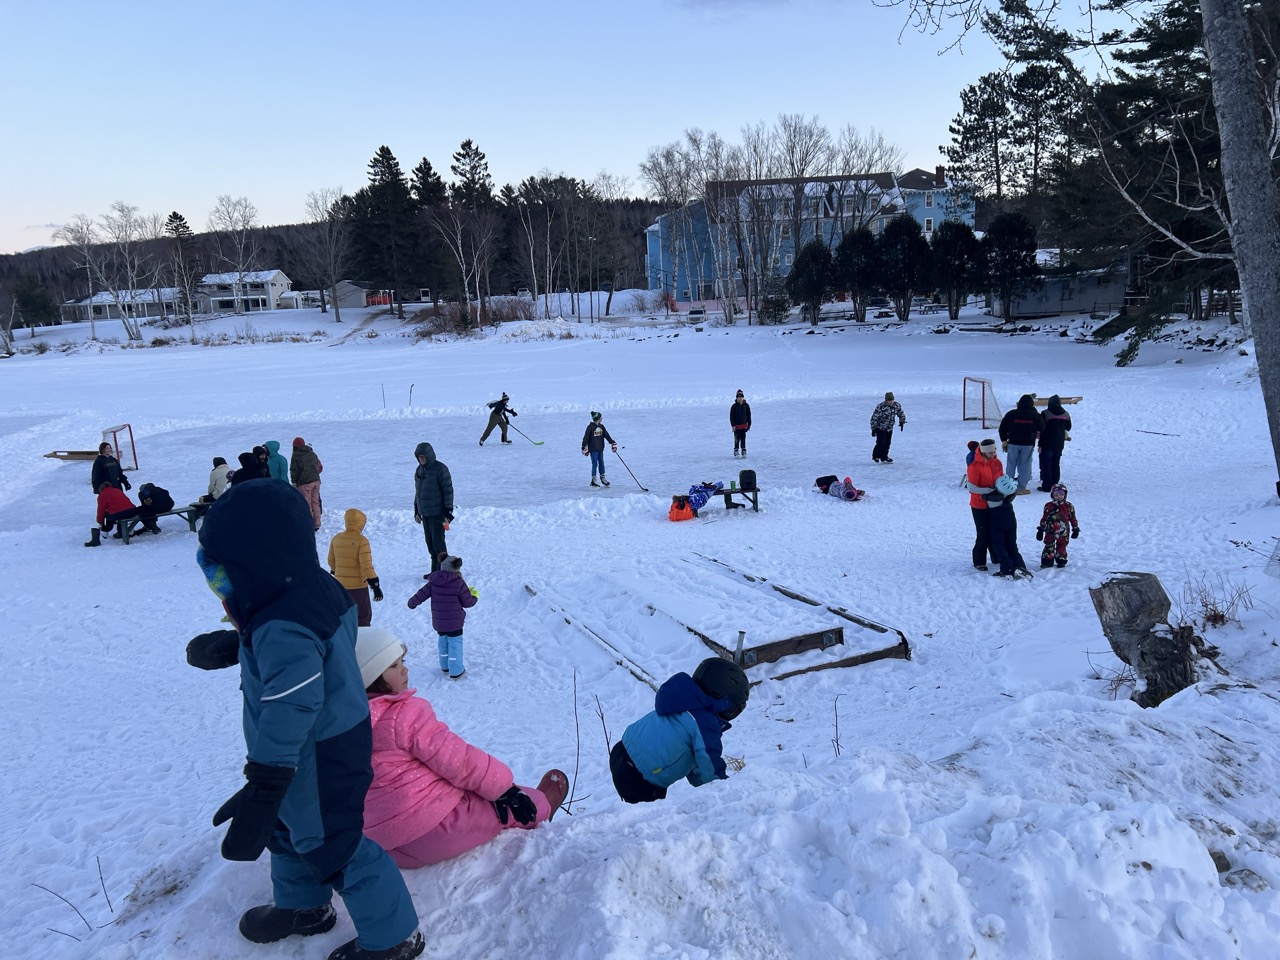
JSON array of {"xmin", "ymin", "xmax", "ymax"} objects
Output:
[{"xmin": 355, "ymin": 628, "xmax": 568, "ymax": 868}]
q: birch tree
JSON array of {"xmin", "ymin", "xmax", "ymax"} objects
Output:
[
  {"xmin": 301, "ymin": 187, "xmax": 352, "ymax": 323},
  {"xmin": 206, "ymin": 195, "xmax": 260, "ymax": 315}
]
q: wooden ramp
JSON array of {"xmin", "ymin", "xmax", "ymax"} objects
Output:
[
  {"xmin": 523, "ymin": 554, "xmax": 911, "ymax": 687},
  {"xmin": 44, "ymin": 449, "xmax": 99, "ymax": 461}
]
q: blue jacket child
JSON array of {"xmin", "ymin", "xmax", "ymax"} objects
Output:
[
  {"xmin": 188, "ymin": 478, "xmax": 424, "ymax": 960},
  {"xmin": 610, "ymin": 658, "xmax": 750, "ymax": 804}
]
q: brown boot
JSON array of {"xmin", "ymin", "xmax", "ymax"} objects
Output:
[{"xmin": 536, "ymin": 769, "xmax": 569, "ymax": 820}]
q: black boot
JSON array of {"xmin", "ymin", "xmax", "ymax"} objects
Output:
[
  {"xmin": 1056, "ymin": 557, "xmax": 1068, "ymax": 567},
  {"xmin": 327, "ymin": 929, "xmax": 425, "ymax": 960},
  {"xmin": 239, "ymin": 902, "xmax": 337, "ymax": 944},
  {"xmin": 84, "ymin": 528, "xmax": 101, "ymax": 547}
]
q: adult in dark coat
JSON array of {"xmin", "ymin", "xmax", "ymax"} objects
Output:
[
  {"xmin": 998, "ymin": 394, "xmax": 1045, "ymax": 495},
  {"xmin": 192, "ymin": 479, "xmax": 422, "ymax": 958},
  {"xmin": 729, "ymin": 390, "xmax": 752, "ymax": 458},
  {"xmin": 1037, "ymin": 395, "xmax": 1073, "ymax": 491},
  {"xmin": 230, "ymin": 451, "xmax": 266, "ymax": 486},
  {"xmin": 413, "ymin": 442, "xmax": 454, "ymax": 574},
  {"xmin": 91, "ymin": 442, "xmax": 130, "ymax": 495}
]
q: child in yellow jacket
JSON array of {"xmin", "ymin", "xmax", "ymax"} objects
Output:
[{"xmin": 327, "ymin": 508, "xmax": 383, "ymax": 626}]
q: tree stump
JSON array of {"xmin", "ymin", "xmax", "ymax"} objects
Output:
[{"xmin": 1088, "ymin": 572, "xmax": 1198, "ymax": 707}]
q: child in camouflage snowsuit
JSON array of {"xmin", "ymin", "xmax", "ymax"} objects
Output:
[{"xmin": 1036, "ymin": 483, "xmax": 1080, "ymax": 568}]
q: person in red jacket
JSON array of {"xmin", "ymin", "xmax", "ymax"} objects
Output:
[
  {"xmin": 965, "ymin": 438, "xmax": 1004, "ymax": 571},
  {"xmin": 96, "ymin": 481, "xmax": 136, "ymax": 539}
]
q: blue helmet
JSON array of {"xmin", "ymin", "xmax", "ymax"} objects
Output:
[{"xmin": 995, "ymin": 475, "xmax": 1018, "ymax": 496}]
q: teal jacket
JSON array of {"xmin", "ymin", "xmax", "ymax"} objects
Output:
[
  {"xmin": 264, "ymin": 440, "xmax": 289, "ymax": 482},
  {"xmin": 620, "ymin": 673, "xmax": 733, "ymax": 789}
]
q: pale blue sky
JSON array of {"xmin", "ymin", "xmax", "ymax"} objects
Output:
[{"xmin": 0, "ymin": 0, "xmax": 1003, "ymax": 255}]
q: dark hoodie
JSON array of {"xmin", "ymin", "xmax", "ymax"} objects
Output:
[
  {"xmin": 998, "ymin": 394, "xmax": 1044, "ymax": 446},
  {"xmin": 198, "ymin": 478, "xmax": 368, "ymax": 878},
  {"xmin": 413, "ymin": 442, "xmax": 454, "ymax": 519},
  {"xmin": 1040, "ymin": 396, "xmax": 1072, "ymax": 452},
  {"xmin": 230, "ymin": 451, "xmax": 266, "ymax": 485},
  {"xmin": 619, "ymin": 672, "xmax": 733, "ymax": 789}
]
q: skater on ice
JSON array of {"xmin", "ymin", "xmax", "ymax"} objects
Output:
[
  {"xmin": 730, "ymin": 389, "xmax": 751, "ymax": 458},
  {"xmin": 479, "ymin": 392, "xmax": 517, "ymax": 446},
  {"xmin": 581, "ymin": 411, "xmax": 617, "ymax": 487},
  {"xmin": 870, "ymin": 391, "xmax": 906, "ymax": 463}
]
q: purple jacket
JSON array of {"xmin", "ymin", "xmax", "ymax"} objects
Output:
[{"xmin": 408, "ymin": 569, "xmax": 476, "ymax": 633}]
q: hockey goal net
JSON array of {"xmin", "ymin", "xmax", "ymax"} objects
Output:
[
  {"xmin": 962, "ymin": 378, "xmax": 1001, "ymax": 429},
  {"xmin": 102, "ymin": 423, "xmax": 138, "ymax": 471}
]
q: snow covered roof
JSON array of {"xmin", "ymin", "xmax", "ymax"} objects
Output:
[
  {"xmin": 78, "ymin": 288, "xmax": 178, "ymax": 305},
  {"xmin": 201, "ymin": 270, "xmax": 285, "ymax": 284}
]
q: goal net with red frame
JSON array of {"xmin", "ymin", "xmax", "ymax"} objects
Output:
[
  {"xmin": 102, "ymin": 423, "xmax": 138, "ymax": 471},
  {"xmin": 962, "ymin": 378, "xmax": 1002, "ymax": 429}
]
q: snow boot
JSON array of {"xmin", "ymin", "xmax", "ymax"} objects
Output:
[
  {"xmin": 882, "ymin": 457, "xmax": 893, "ymax": 464},
  {"xmin": 1041, "ymin": 557, "xmax": 1054, "ymax": 568},
  {"xmin": 600, "ymin": 475, "xmax": 610, "ymax": 486},
  {"xmin": 1015, "ymin": 567, "xmax": 1035, "ymax": 579},
  {"xmin": 537, "ymin": 769, "xmax": 569, "ymax": 819},
  {"xmin": 84, "ymin": 527, "xmax": 101, "ymax": 548},
  {"xmin": 327, "ymin": 929, "xmax": 425, "ymax": 960},
  {"xmin": 992, "ymin": 570, "xmax": 1015, "ymax": 579},
  {"xmin": 974, "ymin": 564, "xmax": 988, "ymax": 572},
  {"xmin": 1056, "ymin": 558, "xmax": 1068, "ymax": 567},
  {"xmin": 239, "ymin": 902, "xmax": 337, "ymax": 944},
  {"xmin": 590, "ymin": 478, "xmax": 600, "ymax": 487}
]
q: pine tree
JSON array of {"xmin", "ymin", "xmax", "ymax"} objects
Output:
[
  {"xmin": 784, "ymin": 239, "xmax": 833, "ymax": 325},
  {"xmin": 929, "ymin": 220, "xmax": 980, "ymax": 321},
  {"xmin": 980, "ymin": 212, "xmax": 1041, "ymax": 320},
  {"xmin": 832, "ymin": 226, "xmax": 879, "ymax": 322},
  {"xmin": 876, "ymin": 216, "xmax": 931, "ymax": 321}
]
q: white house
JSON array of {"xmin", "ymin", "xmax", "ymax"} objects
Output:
[{"xmin": 199, "ymin": 270, "xmax": 292, "ymax": 312}]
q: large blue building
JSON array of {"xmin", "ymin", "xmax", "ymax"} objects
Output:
[{"xmin": 645, "ymin": 166, "xmax": 973, "ymax": 308}]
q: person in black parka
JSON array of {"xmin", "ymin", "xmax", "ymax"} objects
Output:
[
  {"xmin": 730, "ymin": 389, "xmax": 752, "ymax": 458},
  {"xmin": 1037, "ymin": 395, "xmax": 1073, "ymax": 492},
  {"xmin": 413, "ymin": 442, "xmax": 454, "ymax": 575},
  {"xmin": 91, "ymin": 442, "xmax": 130, "ymax": 495}
]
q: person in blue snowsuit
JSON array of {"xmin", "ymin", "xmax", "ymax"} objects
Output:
[
  {"xmin": 190, "ymin": 479, "xmax": 423, "ymax": 960},
  {"xmin": 610, "ymin": 658, "xmax": 749, "ymax": 803}
]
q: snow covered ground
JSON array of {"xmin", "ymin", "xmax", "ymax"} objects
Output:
[{"xmin": 3, "ymin": 303, "xmax": 1279, "ymax": 960}]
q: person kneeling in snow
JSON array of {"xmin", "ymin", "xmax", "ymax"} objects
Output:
[
  {"xmin": 356, "ymin": 628, "xmax": 567, "ymax": 868},
  {"xmin": 610, "ymin": 658, "xmax": 749, "ymax": 804},
  {"xmin": 188, "ymin": 479, "xmax": 423, "ymax": 960}
]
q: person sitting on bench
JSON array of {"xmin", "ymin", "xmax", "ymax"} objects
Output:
[{"xmin": 103, "ymin": 482, "xmax": 175, "ymax": 536}]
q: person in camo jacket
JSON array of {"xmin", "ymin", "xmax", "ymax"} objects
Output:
[{"xmin": 870, "ymin": 391, "xmax": 906, "ymax": 463}]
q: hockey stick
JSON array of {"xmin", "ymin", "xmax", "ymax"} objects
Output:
[
  {"xmin": 614, "ymin": 450, "xmax": 647, "ymax": 491},
  {"xmin": 507, "ymin": 422, "xmax": 544, "ymax": 446}
]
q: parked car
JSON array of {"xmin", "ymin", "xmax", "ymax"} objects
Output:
[
  {"xmin": 868, "ymin": 296, "xmax": 890, "ymax": 309},
  {"xmin": 687, "ymin": 307, "xmax": 707, "ymax": 320},
  {"xmin": 516, "ymin": 287, "xmax": 531, "ymax": 298}
]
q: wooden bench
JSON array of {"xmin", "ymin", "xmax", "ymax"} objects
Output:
[
  {"xmin": 720, "ymin": 487, "xmax": 760, "ymax": 512},
  {"xmin": 119, "ymin": 505, "xmax": 203, "ymax": 544},
  {"xmin": 1033, "ymin": 395, "xmax": 1083, "ymax": 406},
  {"xmin": 45, "ymin": 449, "xmax": 100, "ymax": 461}
]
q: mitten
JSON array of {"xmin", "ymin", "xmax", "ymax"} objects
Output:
[
  {"xmin": 493, "ymin": 786, "xmax": 537, "ymax": 826},
  {"xmin": 407, "ymin": 596, "xmax": 419, "ymax": 609},
  {"xmin": 445, "ymin": 513, "xmax": 454, "ymax": 523},
  {"xmin": 469, "ymin": 586, "xmax": 480, "ymax": 598},
  {"xmin": 900, "ymin": 423, "xmax": 905, "ymax": 431},
  {"xmin": 1071, "ymin": 528, "xmax": 1079, "ymax": 539},
  {"xmin": 123, "ymin": 479, "xmax": 132, "ymax": 490},
  {"xmin": 1001, "ymin": 440, "xmax": 1008, "ymax": 452},
  {"xmin": 187, "ymin": 630, "xmax": 241, "ymax": 670},
  {"xmin": 368, "ymin": 578, "xmax": 383, "ymax": 602},
  {"xmin": 212, "ymin": 762, "xmax": 294, "ymax": 861},
  {"xmin": 1035, "ymin": 527, "xmax": 1044, "ymax": 542},
  {"xmin": 871, "ymin": 429, "xmax": 876, "ymax": 437}
]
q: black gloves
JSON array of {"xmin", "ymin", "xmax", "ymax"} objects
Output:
[
  {"xmin": 213, "ymin": 762, "xmax": 294, "ymax": 861},
  {"xmin": 492, "ymin": 786, "xmax": 536, "ymax": 826},
  {"xmin": 509, "ymin": 409, "xmax": 517, "ymax": 417},
  {"xmin": 368, "ymin": 577, "xmax": 384, "ymax": 602},
  {"xmin": 871, "ymin": 429, "xmax": 876, "ymax": 437},
  {"xmin": 187, "ymin": 630, "xmax": 241, "ymax": 670},
  {"xmin": 1071, "ymin": 528, "xmax": 1080, "ymax": 539},
  {"xmin": 445, "ymin": 513, "xmax": 454, "ymax": 524},
  {"xmin": 413, "ymin": 509, "xmax": 421, "ymax": 524},
  {"xmin": 123, "ymin": 479, "xmax": 131, "ymax": 490},
  {"xmin": 1035, "ymin": 527, "xmax": 1044, "ymax": 542}
]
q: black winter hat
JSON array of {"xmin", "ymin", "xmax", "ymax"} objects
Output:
[
  {"xmin": 212, "ymin": 456, "xmax": 227, "ymax": 467},
  {"xmin": 692, "ymin": 657, "xmax": 750, "ymax": 721}
]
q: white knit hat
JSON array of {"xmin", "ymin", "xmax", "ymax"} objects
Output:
[{"xmin": 355, "ymin": 627, "xmax": 406, "ymax": 688}]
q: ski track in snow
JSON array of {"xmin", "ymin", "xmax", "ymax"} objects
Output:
[{"xmin": 2, "ymin": 309, "xmax": 1279, "ymax": 959}]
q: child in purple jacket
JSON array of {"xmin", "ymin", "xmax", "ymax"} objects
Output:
[{"xmin": 407, "ymin": 552, "xmax": 477, "ymax": 679}]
